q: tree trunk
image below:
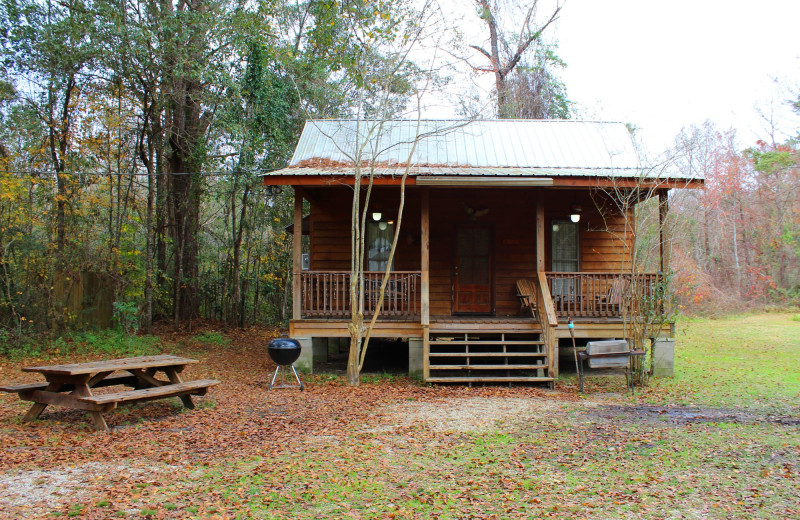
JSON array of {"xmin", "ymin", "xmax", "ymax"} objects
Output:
[
  {"xmin": 137, "ymin": 92, "xmax": 156, "ymax": 334},
  {"xmin": 230, "ymin": 182, "xmax": 250, "ymax": 327},
  {"xmin": 49, "ymin": 72, "xmax": 76, "ymax": 263},
  {"xmin": 167, "ymin": 71, "xmax": 207, "ymax": 322}
]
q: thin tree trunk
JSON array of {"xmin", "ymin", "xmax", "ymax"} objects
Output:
[{"xmin": 732, "ymin": 211, "xmax": 741, "ymax": 296}]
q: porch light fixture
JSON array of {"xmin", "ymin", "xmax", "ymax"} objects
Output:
[
  {"xmin": 371, "ymin": 210, "xmax": 382, "ymax": 222},
  {"xmin": 570, "ymin": 205, "xmax": 582, "ymax": 223}
]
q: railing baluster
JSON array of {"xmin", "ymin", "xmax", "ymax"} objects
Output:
[
  {"xmin": 544, "ymin": 271, "xmax": 662, "ymax": 320},
  {"xmin": 298, "ymin": 271, "xmax": 424, "ymax": 320}
]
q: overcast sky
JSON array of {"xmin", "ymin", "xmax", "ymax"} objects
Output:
[
  {"xmin": 434, "ymin": 0, "xmax": 800, "ymax": 156},
  {"xmin": 554, "ymin": 0, "xmax": 800, "ymax": 152}
]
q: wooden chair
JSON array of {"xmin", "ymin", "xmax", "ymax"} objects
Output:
[
  {"xmin": 516, "ymin": 279, "xmax": 538, "ymax": 320},
  {"xmin": 597, "ymin": 277, "xmax": 628, "ymax": 316}
]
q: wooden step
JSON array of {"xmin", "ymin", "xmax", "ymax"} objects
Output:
[
  {"xmin": 78, "ymin": 379, "xmax": 219, "ymax": 405},
  {"xmin": 429, "ymin": 352, "xmax": 545, "ymax": 358},
  {"xmin": 425, "ymin": 376, "xmax": 554, "ymax": 383},
  {"xmin": 429, "ymin": 326, "xmax": 542, "ymax": 334},
  {"xmin": 429, "ymin": 364, "xmax": 548, "ymax": 370},
  {"xmin": 429, "ymin": 340, "xmax": 544, "ymax": 346}
]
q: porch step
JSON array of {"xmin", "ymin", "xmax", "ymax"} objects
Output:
[
  {"xmin": 426, "ymin": 376, "xmax": 554, "ymax": 383},
  {"xmin": 429, "ymin": 352, "xmax": 546, "ymax": 358},
  {"xmin": 429, "ymin": 340, "xmax": 544, "ymax": 346},
  {"xmin": 426, "ymin": 330, "xmax": 552, "ymax": 386},
  {"xmin": 429, "ymin": 364, "xmax": 548, "ymax": 370},
  {"xmin": 429, "ymin": 327, "xmax": 542, "ymax": 334}
]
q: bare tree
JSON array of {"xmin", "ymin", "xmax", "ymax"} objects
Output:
[
  {"xmin": 467, "ymin": 0, "xmax": 564, "ymax": 118},
  {"xmin": 591, "ymin": 155, "xmax": 700, "ymax": 377}
]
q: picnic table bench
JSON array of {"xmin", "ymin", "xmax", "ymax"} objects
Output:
[{"xmin": 0, "ymin": 354, "xmax": 219, "ymax": 431}]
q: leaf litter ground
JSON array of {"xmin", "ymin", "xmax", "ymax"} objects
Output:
[{"xmin": 0, "ymin": 319, "xmax": 798, "ymax": 519}]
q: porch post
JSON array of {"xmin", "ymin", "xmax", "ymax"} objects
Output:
[
  {"xmin": 292, "ymin": 187, "xmax": 303, "ymax": 321},
  {"xmin": 536, "ymin": 188, "xmax": 558, "ymax": 377},
  {"xmin": 421, "ymin": 187, "xmax": 430, "ymax": 381},
  {"xmin": 536, "ymin": 189, "xmax": 545, "ymax": 272},
  {"xmin": 421, "ymin": 187, "xmax": 430, "ymax": 326},
  {"xmin": 659, "ymin": 189, "xmax": 669, "ymax": 273}
]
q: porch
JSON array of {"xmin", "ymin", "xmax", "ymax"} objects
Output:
[{"xmin": 288, "ymin": 184, "xmax": 672, "ymax": 383}]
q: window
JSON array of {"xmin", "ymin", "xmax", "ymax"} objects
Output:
[
  {"xmin": 552, "ymin": 220, "xmax": 579, "ymax": 272},
  {"xmin": 551, "ymin": 220, "xmax": 579, "ymax": 298},
  {"xmin": 367, "ymin": 221, "xmax": 395, "ymax": 271}
]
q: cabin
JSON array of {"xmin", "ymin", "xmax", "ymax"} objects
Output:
[{"xmin": 263, "ymin": 119, "xmax": 702, "ymax": 384}]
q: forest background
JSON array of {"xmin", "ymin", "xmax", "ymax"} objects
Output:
[{"xmin": 0, "ymin": 0, "xmax": 797, "ymax": 350}]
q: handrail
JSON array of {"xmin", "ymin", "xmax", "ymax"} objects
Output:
[
  {"xmin": 536, "ymin": 273, "xmax": 559, "ymax": 326},
  {"xmin": 536, "ymin": 272, "xmax": 558, "ymax": 378}
]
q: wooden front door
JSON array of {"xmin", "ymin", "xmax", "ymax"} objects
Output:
[{"xmin": 453, "ymin": 224, "xmax": 493, "ymax": 314}]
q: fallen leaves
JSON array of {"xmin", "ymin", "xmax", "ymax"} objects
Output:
[{"xmin": 0, "ymin": 320, "xmax": 798, "ymax": 519}]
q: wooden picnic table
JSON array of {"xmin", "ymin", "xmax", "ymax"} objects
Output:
[{"xmin": 0, "ymin": 354, "xmax": 219, "ymax": 431}]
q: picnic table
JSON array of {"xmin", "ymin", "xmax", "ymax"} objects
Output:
[{"xmin": 0, "ymin": 354, "xmax": 219, "ymax": 431}]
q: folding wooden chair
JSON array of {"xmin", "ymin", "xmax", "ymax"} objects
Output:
[{"xmin": 516, "ymin": 279, "xmax": 538, "ymax": 320}]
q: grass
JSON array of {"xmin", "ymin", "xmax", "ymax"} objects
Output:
[
  {"xmin": 0, "ymin": 329, "xmax": 164, "ymax": 362},
  {"xmin": 101, "ymin": 314, "xmax": 794, "ymax": 519},
  {"xmin": 175, "ymin": 417, "xmax": 798, "ymax": 519},
  {"xmin": 179, "ymin": 313, "xmax": 799, "ymax": 519},
  {"xmin": 190, "ymin": 330, "xmax": 230, "ymax": 347},
  {"xmin": 642, "ymin": 312, "xmax": 800, "ymax": 408}
]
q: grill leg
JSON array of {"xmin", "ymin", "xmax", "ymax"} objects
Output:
[
  {"xmin": 269, "ymin": 365, "xmax": 281, "ymax": 390},
  {"xmin": 291, "ymin": 366, "xmax": 305, "ymax": 391}
]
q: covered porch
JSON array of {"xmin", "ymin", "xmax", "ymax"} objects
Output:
[{"xmin": 288, "ymin": 184, "xmax": 673, "ymax": 381}]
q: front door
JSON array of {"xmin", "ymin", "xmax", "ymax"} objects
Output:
[{"xmin": 453, "ymin": 224, "xmax": 493, "ymax": 314}]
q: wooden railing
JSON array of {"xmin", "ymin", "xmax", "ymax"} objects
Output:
[
  {"xmin": 299, "ymin": 271, "xmax": 421, "ymax": 319},
  {"xmin": 535, "ymin": 272, "xmax": 558, "ymax": 378},
  {"xmin": 545, "ymin": 272, "xmax": 663, "ymax": 319}
]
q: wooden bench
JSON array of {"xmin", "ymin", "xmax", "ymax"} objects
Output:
[
  {"xmin": 0, "ymin": 381, "xmax": 50, "ymax": 392},
  {"xmin": 577, "ymin": 339, "xmax": 644, "ymax": 393},
  {"xmin": 78, "ymin": 379, "xmax": 218, "ymax": 407}
]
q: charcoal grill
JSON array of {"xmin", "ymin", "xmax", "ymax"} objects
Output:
[{"xmin": 268, "ymin": 337, "xmax": 305, "ymax": 390}]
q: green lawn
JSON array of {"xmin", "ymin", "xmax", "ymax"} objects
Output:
[{"xmin": 642, "ymin": 312, "xmax": 800, "ymax": 408}]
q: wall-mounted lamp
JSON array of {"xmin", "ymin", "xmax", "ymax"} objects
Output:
[
  {"xmin": 570, "ymin": 205, "xmax": 582, "ymax": 223},
  {"xmin": 371, "ymin": 210, "xmax": 382, "ymax": 222}
]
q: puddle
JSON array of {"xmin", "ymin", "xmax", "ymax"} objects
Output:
[{"xmin": 588, "ymin": 404, "xmax": 800, "ymax": 426}]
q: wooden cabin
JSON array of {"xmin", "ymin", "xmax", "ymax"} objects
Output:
[{"xmin": 264, "ymin": 120, "xmax": 702, "ymax": 384}]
